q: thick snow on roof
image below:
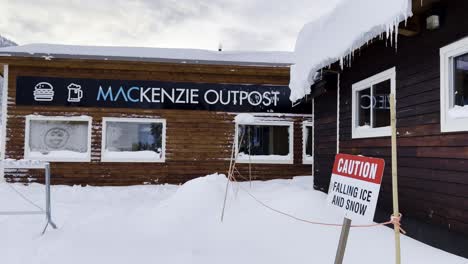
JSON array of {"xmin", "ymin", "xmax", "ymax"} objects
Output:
[
  {"xmin": 0, "ymin": 43, "xmax": 294, "ymax": 66},
  {"xmin": 289, "ymin": 0, "xmax": 412, "ymax": 101}
]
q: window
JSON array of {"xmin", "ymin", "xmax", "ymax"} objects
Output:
[
  {"xmin": 235, "ymin": 121, "xmax": 293, "ymax": 164},
  {"xmin": 440, "ymin": 37, "xmax": 468, "ymax": 132},
  {"xmin": 101, "ymin": 118, "xmax": 166, "ymax": 162},
  {"xmin": 351, "ymin": 67, "xmax": 396, "ymax": 139},
  {"xmin": 303, "ymin": 121, "xmax": 313, "ymax": 164},
  {"xmin": 24, "ymin": 115, "xmax": 92, "ymax": 162}
]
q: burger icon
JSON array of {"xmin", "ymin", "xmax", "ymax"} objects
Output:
[{"xmin": 33, "ymin": 82, "xmax": 55, "ymax": 101}]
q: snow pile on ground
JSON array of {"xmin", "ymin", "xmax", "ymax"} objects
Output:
[
  {"xmin": 289, "ymin": 0, "xmax": 412, "ymax": 101},
  {"xmin": 0, "ymin": 44, "xmax": 294, "ymax": 66},
  {"xmin": 1, "ymin": 174, "xmax": 466, "ymax": 264}
]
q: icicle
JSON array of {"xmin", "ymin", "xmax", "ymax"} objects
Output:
[{"xmin": 395, "ymin": 19, "xmax": 399, "ymax": 51}]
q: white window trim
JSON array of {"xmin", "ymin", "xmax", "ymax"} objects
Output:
[
  {"xmin": 302, "ymin": 121, "xmax": 313, "ymax": 164},
  {"xmin": 440, "ymin": 36, "xmax": 468, "ymax": 132},
  {"xmin": 351, "ymin": 67, "xmax": 396, "ymax": 139},
  {"xmin": 1, "ymin": 65, "xmax": 8, "ymax": 162},
  {"xmin": 235, "ymin": 120, "xmax": 294, "ymax": 164},
  {"xmin": 101, "ymin": 117, "xmax": 166, "ymax": 163},
  {"xmin": 24, "ymin": 115, "xmax": 92, "ymax": 162}
]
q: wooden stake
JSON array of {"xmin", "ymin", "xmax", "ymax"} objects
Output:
[
  {"xmin": 390, "ymin": 93, "xmax": 401, "ymax": 264},
  {"xmin": 334, "ymin": 217, "xmax": 351, "ymax": 264}
]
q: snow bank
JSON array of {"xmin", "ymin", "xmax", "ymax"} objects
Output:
[
  {"xmin": 0, "ymin": 175, "xmax": 466, "ymax": 264},
  {"xmin": 0, "ymin": 44, "xmax": 294, "ymax": 66},
  {"xmin": 157, "ymin": 173, "xmax": 228, "ymax": 221},
  {"xmin": 289, "ymin": 0, "xmax": 412, "ymax": 101}
]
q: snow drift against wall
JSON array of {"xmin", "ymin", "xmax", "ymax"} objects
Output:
[{"xmin": 289, "ymin": 0, "xmax": 412, "ymax": 102}]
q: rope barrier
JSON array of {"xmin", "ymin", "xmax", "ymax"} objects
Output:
[
  {"xmin": 4, "ymin": 183, "xmax": 44, "ymax": 212},
  {"xmin": 235, "ymin": 179, "xmax": 404, "ymax": 233},
  {"xmin": 224, "ymin": 128, "xmax": 405, "ymax": 234},
  {"xmin": 229, "ymin": 164, "xmax": 405, "ymax": 232}
]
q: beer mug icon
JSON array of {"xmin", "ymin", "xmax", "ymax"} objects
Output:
[{"xmin": 67, "ymin": 83, "xmax": 83, "ymax": 102}]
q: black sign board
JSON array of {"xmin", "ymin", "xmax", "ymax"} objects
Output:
[{"xmin": 16, "ymin": 76, "xmax": 311, "ymax": 114}]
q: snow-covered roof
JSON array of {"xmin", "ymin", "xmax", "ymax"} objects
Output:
[
  {"xmin": 289, "ymin": 0, "xmax": 413, "ymax": 101},
  {"xmin": 0, "ymin": 44, "xmax": 294, "ymax": 67}
]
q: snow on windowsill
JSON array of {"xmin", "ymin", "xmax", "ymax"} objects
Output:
[
  {"xmin": 102, "ymin": 150, "xmax": 164, "ymax": 162},
  {"xmin": 356, "ymin": 125, "xmax": 371, "ymax": 129},
  {"xmin": 1, "ymin": 158, "xmax": 48, "ymax": 168},
  {"xmin": 448, "ymin": 105, "xmax": 468, "ymax": 119},
  {"xmin": 27, "ymin": 150, "xmax": 90, "ymax": 161},
  {"xmin": 289, "ymin": 0, "xmax": 412, "ymax": 102},
  {"xmin": 237, "ymin": 153, "xmax": 293, "ymax": 164}
]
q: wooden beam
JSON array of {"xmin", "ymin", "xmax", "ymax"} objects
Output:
[{"xmin": 399, "ymin": 15, "xmax": 421, "ymax": 37}]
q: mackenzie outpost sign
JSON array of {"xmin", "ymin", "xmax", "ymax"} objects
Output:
[
  {"xmin": 15, "ymin": 76, "xmax": 310, "ymax": 113},
  {"xmin": 326, "ymin": 153, "xmax": 385, "ymax": 222}
]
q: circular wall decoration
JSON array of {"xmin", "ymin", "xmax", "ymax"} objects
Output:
[{"xmin": 44, "ymin": 127, "xmax": 70, "ymax": 149}]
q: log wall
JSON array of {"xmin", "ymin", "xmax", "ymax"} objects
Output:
[{"xmin": 0, "ymin": 60, "xmax": 312, "ymax": 185}]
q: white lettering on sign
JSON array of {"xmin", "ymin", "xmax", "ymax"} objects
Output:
[
  {"xmin": 97, "ymin": 85, "xmax": 281, "ymax": 107},
  {"xmin": 336, "ymin": 158, "xmax": 378, "ymax": 180},
  {"xmin": 327, "ymin": 153, "xmax": 385, "ymax": 222}
]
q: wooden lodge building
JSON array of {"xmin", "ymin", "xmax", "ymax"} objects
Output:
[
  {"xmin": 0, "ymin": 0, "xmax": 467, "ymax": 258},
  {"xmin": 0, "ymin": 49, "xmax": 313, "ymax": 185},
  {"xmin": 309, "ymin": 0, "xmax": 468, "ymax": 257}
]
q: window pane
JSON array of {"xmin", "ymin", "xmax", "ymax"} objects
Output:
[
  {"xmin": 358, "ymin": 88, "xmax": 371, "ymax": 126},
  {"xmin": 305, "ymin": 126, "xmax": 313, "ymax": 156},
  {"xmin": 372, "ymin": 79, "xmax": 391, "ymax": 128},
  {"xmin": 29, "ymin": 120, "xmax": 88, "ymax": 153},
  {"xmin": 454, "ymin": 53, "xmax": 468, "ymax": 106},
  {"xmin": 106, "ymin": 122, "xmax": 163, "ymax": 154},
  {"xmin": 238, "ymin": 125, "xmax": 289, "ymax": 156}
]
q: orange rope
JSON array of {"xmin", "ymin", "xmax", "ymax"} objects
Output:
[{"xmin": 234, "ymin": 179, "xmax": 405, "ymax": 233}]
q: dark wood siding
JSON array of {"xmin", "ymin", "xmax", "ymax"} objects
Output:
[
  {"xmin": 1, "ymin": 61, "xmax": 312, "ymax": 185},
  {"xmin": 332, "ymin": 0, "xmax": 468, "ymax": 238},
  {"xmin": 313, "ymin": 76, "xmax": 338, "ymax": 191}
]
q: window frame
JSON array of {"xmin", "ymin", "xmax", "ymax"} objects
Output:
[
  {"xmin": 302, "ymin": 121, "xmax": 313, "ymax": 165},
  {"xmin": 24, "ymin": 115, "xmax": 92, "ymax": 162},
  {"xmin": 440, "ymin": 37, "xmax": 468, "ymax": 132},
  {"xmin": 101, "ymin": 117, "xmax": 166, "ymax": 163},
  {"xmin": 351, "ymin": 67, "xmax": 396, "ymax": 139},
  {"xmin": 234, "ymin": 120, "xmax": 294, "ymax": 164}
]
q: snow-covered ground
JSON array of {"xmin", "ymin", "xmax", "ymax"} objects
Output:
[{"xmin": 0, "ymin": 174, "xmax": 466, "ymax": 264}]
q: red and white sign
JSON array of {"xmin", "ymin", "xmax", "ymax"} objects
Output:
[{"xmin": 326, "ymin": 153, "xmax": 385, "ymax": 222}]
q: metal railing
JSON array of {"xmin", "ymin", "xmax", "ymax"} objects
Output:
[{"xmin": 0, "ymin": 160, "xmax": 57, "ymax": 234}]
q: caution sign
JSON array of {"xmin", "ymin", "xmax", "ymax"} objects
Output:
[{"xmin": 326, "ymin": 153, "xmax": 385, "ymax": 222}]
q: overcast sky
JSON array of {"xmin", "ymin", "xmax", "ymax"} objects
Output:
[{"xmin": 0, "ymin": 0, "xmax": 341, "ymax": 51}]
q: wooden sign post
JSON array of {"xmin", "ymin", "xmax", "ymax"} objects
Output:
[
  {"xmin": 390, "ymin": 94, "xmax": 401, "ymax": 264},
  {"xmin": 327, "ymin": 153, "xmax": 385, "ymax": 264}
]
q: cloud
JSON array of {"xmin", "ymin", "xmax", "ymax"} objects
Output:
[{"xmin": 0, "ymin": 0, "xmax": 341, "ymax": 51}]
